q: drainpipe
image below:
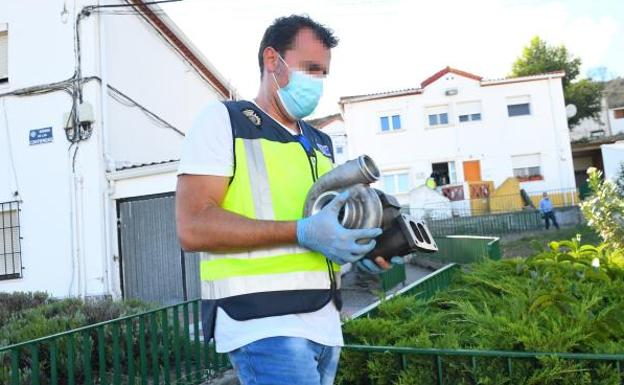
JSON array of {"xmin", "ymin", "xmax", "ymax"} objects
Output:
[
  {"xmin": 98, "ymin": 9, "xmax": 115, "ymax": 298},
  {"xmin": 67, "ymin": 147, "xmax": 78, "ymax": 297},
  {"xmin": 76, "ymin": 172, "xmax": 87, "ymax": 297}
]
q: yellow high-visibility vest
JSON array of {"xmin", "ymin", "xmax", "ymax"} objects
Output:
[{"xmin": 199, "ymin": 101, "xmax": 339, "ymax": 321}]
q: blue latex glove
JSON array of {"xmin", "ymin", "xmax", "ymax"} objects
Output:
[
  {"xmin": 356, "ymin": 256, "xmax": 405, "ymax": 274},
  {"xmin": 297, "ymin": 191, "xmax": 382, "ymax": 265}
]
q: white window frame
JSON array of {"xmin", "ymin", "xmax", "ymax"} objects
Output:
[
  {"xmin": 425, "ymin": 105, "xmax": 450, "ymax": 128},
  {"xmin": 0, "ymin": 24, "xmax": 8, "ymax": 84},
  {"xmin": 378, "ymin": 111, "xmax": 404, "ymax": 133},
  {"xmin": 506, "ymin": 95, "xmax": 532, "ymax": 117},
  {"xmin": 381, "ymin": 170, "xmax": 410, "ymax": 194},
  {"xmin": 512, "ymin": 153, "xmax": 542, "ymax": 182},
  {"xmin": 456, "ymin": 101, "xmax": 482, "ymax": 124},
  {"xmin": 1, "ymin": 201, "xmax": 22, "ymax": 280}
]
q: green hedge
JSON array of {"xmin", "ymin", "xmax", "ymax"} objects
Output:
[
  {"xmin": 0, "ymin": 293, "xmax": 154, "ymax": 347},
  {"xmin": 340, "ymin": 239, "xmax": 624, "ymax": 384},
  {"xmin": 0, "ymin": 292, "xmax": 161, "ymax": 384}
]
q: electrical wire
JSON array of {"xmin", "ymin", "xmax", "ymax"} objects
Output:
[{"xmin": 101, "ymin": 80, "xmax": 185, "ymax": 136}]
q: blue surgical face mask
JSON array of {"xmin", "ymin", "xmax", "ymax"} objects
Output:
[{"xmin": 273, "ymin": 55, "xmax": 324, "ymax": 120}]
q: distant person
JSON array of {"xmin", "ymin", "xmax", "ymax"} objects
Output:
[
  {"xmin": 539, "ymin": 192, "xmax": 559, "ymax": 230},
  {"xmin": 426, "ymin": 172, "xmax": 437, "ymax": 189}
]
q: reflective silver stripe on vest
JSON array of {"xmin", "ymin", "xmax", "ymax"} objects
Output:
[
  {"xmin": 202, "ymin": 138, "xmax": 308, "ymax": 262},
  {"xmin": 201, "ymin": 270, "xmax": 335, "ymax": 299},
  {"xmin": 243, "ymin": 139, "xmax": 274, "ymax": 220}
]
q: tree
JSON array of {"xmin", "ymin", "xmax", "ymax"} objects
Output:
[
  {"xmin": 617, "ymin": 162, "xmax": 624, "ymax": 196},
  {"xmin": 565, "ymin": 79, "xmax": 604, "ymax": 127},
  {"xmin": 581, "ymin": 167, "xmax": 624, "ymax": 250},
  {"xmin": 511, "ymin": 36, "xmax": 603, "ymax": 128}
]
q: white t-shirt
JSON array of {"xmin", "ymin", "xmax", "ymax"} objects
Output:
[{"xmin": 177, "ymin": 101, "xmax": 343, "ymax": 353}]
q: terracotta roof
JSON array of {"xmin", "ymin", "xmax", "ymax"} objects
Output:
[
  {"xmin": 339, "ymin": 87, "xmax": 422, "ymax": 105},
  {"xmin": 306, "ymin": 113, "xmax": 343, "ymax": 129},
  {"xmin": 420, "ymin": 66, "xmax": 482, "ymax": 88},
  {"xmin": 339, "ymin": 67, "xmax": 565, "ymax": 105},
  {"xmin": 129, "ymin": 0, "xmax": 235, "ymax": 99}
]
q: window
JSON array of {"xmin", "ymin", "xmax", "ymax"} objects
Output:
[
  {"xmin": 383, "ymin": 172, "xmax": 410, "ymax": 194},
  {"xmin": 507, "ymin": 96, "xmax": 531, "ymax": 117},
  {"xmin": 335, "ymin": 145, "xmax": 344, "ymax": 154},
  {"xmin": 590, "ymin": 130, "xmax": 605, "ymax": 138},
  {"xmin": 457, "ymin": 101, "xmax": 482, "ymax": 123},
  {"xmin": 0, "ymin": 27, "xmax": 7, "ymax": 83},
  {"xmin": 512, "ymin": 154, "xmax": 542, "ymax": 182},
  {"xmin": 426, "ymin": 105, "xmax": 450, "ymax": 127},
  {"xmin": 459, "ymin": 113, "xmax": 481, "ymax": 122},
  {"xmin": 428, "ymin": 113, "xmax": 448, "ymax": 126},
  {"xmin": 614, "ymin": 108, "xmax": 624, "ymax": 120},
  {"xmin": 508, "ymin": 103, "xmax": 530, "ymax": 116},
  {"xmin": 431, "ymin": 161, "xmax": 457, "ymax": 186},
  {"xmin": 1, "ymin": 201, "xmax": 21, "ymax": 280},
  {"xmin": 379, "ymin": 114, "xmax": 401, "ymax": 131}
]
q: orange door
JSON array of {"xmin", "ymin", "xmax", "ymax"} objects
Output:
[{"xmin": 463, "ymin": 160, "xmax": 482, "ymax": 182}]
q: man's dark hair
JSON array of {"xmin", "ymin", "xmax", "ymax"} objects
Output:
[{"xmin": 258, "ymin": 15, "xmax": 338, "ymax": 76}]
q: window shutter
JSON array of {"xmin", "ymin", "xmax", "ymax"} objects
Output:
[
  {"xmin": 512, "ymin": 153, "xmax": 540, "ymax": 168},
  {"xmin": 456, "ymin": 101, "xmax": 481, "ymax": 116},
  {"xmin": 0, "ymin": 31, "xmax": 8, "ymax": 80}
]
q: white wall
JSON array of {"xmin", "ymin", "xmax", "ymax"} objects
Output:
[
  {"xmin": 0, "ymin": 1, "xmax": 97, "ymax": 296},
  {"xmin": 343, "ymin": 73, "xmax": 576, "ymax": 205},
  {"xmin": 601, "ymin": 142, "xmax": 624, "ymax": 181},
  {"xmin": 104, "ymin": 9, "xmax": 222, "ymax": 167},
  {"xmin": 608, "ymin": 108, "xmax": 624, "ymax": 136},
  {"xmin": 321, "ymin": 119, "xmax": 348, "ymax": 164},
  {"xmin": 0, "ymin": 0, "xmax": 226, "ymax": 298}
]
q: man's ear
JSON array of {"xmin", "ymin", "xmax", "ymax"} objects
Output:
[{"xmin": 263, "ymin": 47, "xmax": 280, "ymax": 75}]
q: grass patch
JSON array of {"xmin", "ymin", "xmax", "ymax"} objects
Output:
[{"xmin": 501, "ymin": 225, "xmax": 600, "ymax": 258}]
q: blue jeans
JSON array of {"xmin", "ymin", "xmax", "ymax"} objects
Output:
[{"xmin": 228, "ymin": 337, "xmax": 341, "ymax": 385}]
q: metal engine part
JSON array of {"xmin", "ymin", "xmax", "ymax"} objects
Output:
[
  {"xmin": 303, "ymin": 155, "xmax": 438, "ymax": 260},
  {"xmin": 303, "ymin": 155, "xmax": 383, "ymax": 231}
]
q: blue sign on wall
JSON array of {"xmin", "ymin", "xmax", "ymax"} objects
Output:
[{"xmin": 29, "ymin": 127, "xmax": 53, "ymax": 145}]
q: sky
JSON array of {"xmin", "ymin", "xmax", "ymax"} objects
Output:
[{"xmin": 160, "ymin": 0, "xmax": 624, "ymax": 118}]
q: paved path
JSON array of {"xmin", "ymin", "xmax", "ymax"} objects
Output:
[{"xmin": 340, "ymin": 262, "xmax": 433, "ymax": 317}]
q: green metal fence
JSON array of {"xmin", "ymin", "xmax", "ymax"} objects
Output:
[
  {"xmin": 342, "ymin": 263, "xmax": 624, "ymax": 384},
  {"xmin": 380, "ymin": 263, "xmax": 407, "ymax": 292},
  {"xmin": 427, "ymin": 209, "xmax": 543, "ymax": 237},
  {"xmin": 0, "ymin": 299, "xmax": 230, "ymax": 385},
  {"xmin": 340, "ymin": 344, "xmax": 624, "ymax": 385},
  {"xmin": 428, "ymin": 235, "xmax": 501, "ymax": 264},
  {"xmin": 350, "ymin": 264, "xmax": 460, "ymax": 320}
]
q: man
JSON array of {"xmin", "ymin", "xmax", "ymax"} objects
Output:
[
  {"xmin": 539, "ymin": 192, "xmax": 559, "ymax": 230},
  {"xmin": 176, "ymin": 15, "xmax": 398, "ymax": 385}
]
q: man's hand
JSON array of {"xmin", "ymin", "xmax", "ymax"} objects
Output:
[
  {"xmin": 296, "ymin": 191, "xmax": 382, "ymax": 265},
  {"xmin": 356, "ymin": 256, "xmax": 405, "ymax": 274}
]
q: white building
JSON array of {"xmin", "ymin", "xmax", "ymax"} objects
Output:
[
  {"xmin": 339, "ymin": 67, "xmax": 576, "ymax": 206},
  {"xmin": 570, "ymin": 78, "xmax": 624, "ymax": 141},
  {"xmin": 0, "ymin": 0, "xmax": 235, "ymax": 303},
  {"xmin": 601, "ymin": 141, "xmax": 624, "ymax": 182},
  {"xmin": 307, "ymin": 114, "xmax": 348, "ymax": 164}
]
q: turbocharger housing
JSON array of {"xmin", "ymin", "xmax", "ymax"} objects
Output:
[{"xmin": 303, "ymin": 155, "xmax": 438, "ymax": 260}]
